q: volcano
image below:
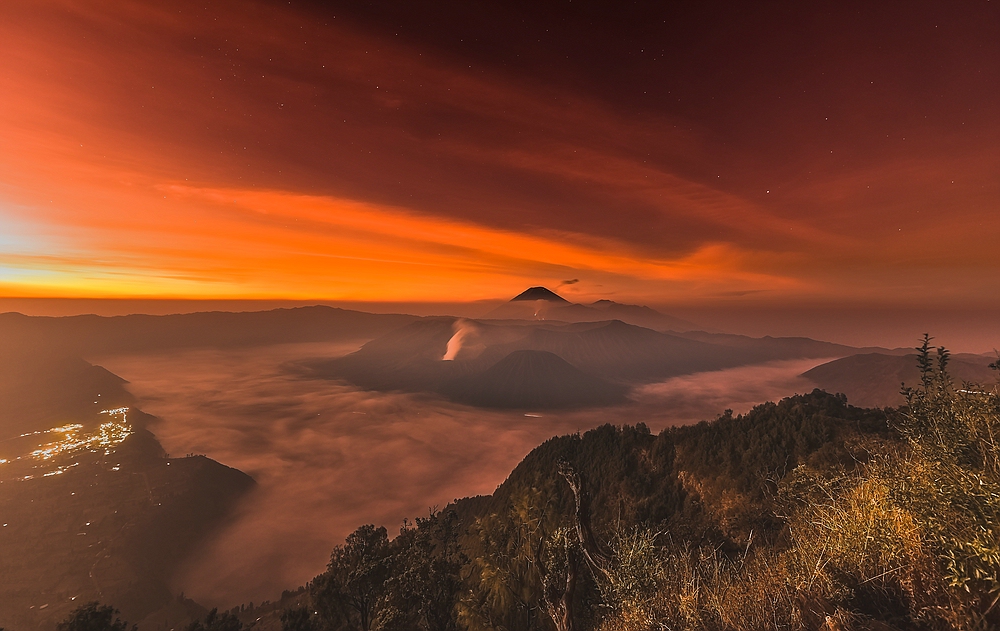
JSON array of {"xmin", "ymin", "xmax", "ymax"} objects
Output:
[
  {"xmin": 447, "ymin": 350, "xmax": 627, "ymax": 409},
  {"xmin": 484, "ymin": 287, "xmax": 697, "ymax": 330},
  {"xmin": 509, "ymin": 286, "xmax": 569, "ymax": 302}
]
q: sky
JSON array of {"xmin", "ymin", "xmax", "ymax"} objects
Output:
[{"xmin": 1, "ymin": 0, "xmax": 998, "ymax": 309}]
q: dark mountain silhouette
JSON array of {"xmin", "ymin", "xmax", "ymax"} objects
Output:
[
  {"xmin": 675, "ymin": 330, "xmax": 876, "ymax": 361},
  {"xmin": 586, "ymin": 299, "xmax": 698, "ymax": 331},
  {"xmin": 0, "ymin": 306, "xmax": 417, "ymax": 357},
  {"xmin": 0, "ymin": 348, "xmax": 134, "ymax": 443},
  {"xmin": 446, "ymin": 350, "xmax": 627, "ymax": 409},
  {"xmin": 510, "ymin": 286, "xmax": 569, "ymax": 302},
  {"xmin": 803, "ymin": 352, "xmax": 998, "ymax": 407},
  {"xmin": 305, "ymin": 317, "xmax": 866, "ymax": 408}
]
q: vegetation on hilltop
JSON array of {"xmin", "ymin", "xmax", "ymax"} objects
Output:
[{"xmin": 56, "ymin": 603, "xmax": 135, "ymax": 631}]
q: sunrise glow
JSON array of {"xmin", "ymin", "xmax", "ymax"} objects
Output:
[{"xmin": 2, "ymin": 1, "xmax": 996, "ymax": 306}]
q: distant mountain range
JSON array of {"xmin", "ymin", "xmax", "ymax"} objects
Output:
[
  {"xmin": 9, "ymin": 289, "xmax": 986, "ymax": 413},
  {"xmin": 303, "ymin": 287, "xmax": 870, "ymax": 409},
  {"xmin": 0, "ymin": 306, "xmax": 416, "ymax": 357}
]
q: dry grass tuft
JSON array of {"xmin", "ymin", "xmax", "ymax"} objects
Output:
[{"xmin": 597, "ymin": 353, "xmax": 1000, "ymax": 631}]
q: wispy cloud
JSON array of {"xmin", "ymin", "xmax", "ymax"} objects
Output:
[{"xmin": 0, "ymin": 0, "xmax": 997, "ymax": 305}]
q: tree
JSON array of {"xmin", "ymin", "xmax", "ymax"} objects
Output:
[
  {"xmin": 460, "ymin": 484, "xmax": 585, "ymax": 631},
  {"xmin": 57, "ymin": 602, "xmax": 135, "ymax": 631},
  {"xmin": 314, "ymin": 524, "xmax": 392, "ymax": 631},
  {"xmin": 895, "ymin": 338, "xmax": 1000, "ymax": 625},
  {"xmin": 388, "ymin": 510, "xmax": 467, "ymax": 631},
  {"xmin": 280, "ymin": 608, "xmax": 319, "ymax": 631},
  {"xmin": 186, "ymin": 609, "xmax": 242, "ymax": 631}
]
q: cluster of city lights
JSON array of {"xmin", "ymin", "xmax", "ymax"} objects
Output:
[
  {"xmin": 30, "ymin": 409, "xmax": 132, "ymax": 460},
  {"xmin": 0, "ymin": 408, "xmax": 132, "ymax": 481}
]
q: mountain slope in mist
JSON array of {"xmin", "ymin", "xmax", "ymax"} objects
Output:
[
  {"xmin": 0, "ymin": 431, "xmax": 254, "ymax": 631},
  {"xmin": 0, "ymin": 349, "xmax": 255, "ymax": 631},
  {"xmin": 803, "ymin": 352, "xmax": 998, "ymax": 407},
  {"xmin": 446, "ymin": 350, "xmax": 628, "ymax": 409},
  {"xmin": 675, "ymin": 330, "xmax": 877, "ymax": 360},
  {"xmin": 461, "ymin": 389, "xmax": 890, "ymax": 547},
  {"xmin": 304, "ymin": 316, "xmax": 862, "ymax": 409}
]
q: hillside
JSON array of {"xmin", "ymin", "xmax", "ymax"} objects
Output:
[
  {"xmin": 474, "ymin": 389, "xmax": 890, "ymax": 548},
  {"xmin": 803, "ymin": 351, "xmax": 996, "ymax": 407},
  {"xmin": 0, "ymin": 349, "xmax": 134, "ymax": 443},
  {"xmin": 0, "ymin": 347, "xmax": 255, "ymax": 631},
  {"xmin": 224, "ymin": 390, "xmax": 898, "ymax": 631},
  {"xmin": 0, "ymin": 435, "xmax": 254, "ymax": 631}
]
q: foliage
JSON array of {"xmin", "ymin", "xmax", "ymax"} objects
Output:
[
  {"xmin": 310, "ymin": 512, "xmax": 467, "ymax": 631},
  {"xmin": 594, "ymin": 336, "xmax": 1000, "ymax": 631},
  {"xmin": 892, "ymin": 335, "xmax": 1000, "ymax": 624},
  {"xmin": 57, "ymin": 603, "xmax": 135, "ymax": 631},
  {"xmin": 313, "ymin": 524, "xmax": 392, "ymax": 631},
  {"xmin": 386, "ymin": 510, "xmax": 467, "ymax": 631},
  {"xmin": 459, "ymin": 488, "xmax": 559, "ymax": 631},
  {"xmin": 187, "ymin": 608, "xmax": 243, "ymax": 631},
  {"xmin": 280, "ymin": 608, "xmax": 320, "ymax": 631}
]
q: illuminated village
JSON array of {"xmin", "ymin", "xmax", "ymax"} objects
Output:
[{"xmin": 0, "ymin": 408, "xmax": 132, "ymax": 482}]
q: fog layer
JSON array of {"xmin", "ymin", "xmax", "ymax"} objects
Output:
[{"xmin": 97, "ymin": 345, "xmax": 828, "ymax": 607}]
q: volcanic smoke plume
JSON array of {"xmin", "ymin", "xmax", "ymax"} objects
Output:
[{"xmin": 441, "ymin": 319, "xmax": 476, "ymax": 361}]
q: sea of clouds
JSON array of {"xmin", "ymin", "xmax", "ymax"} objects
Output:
[{"xmin": 98, "ymin": 344, "xmax": 829, "ymax": 608}]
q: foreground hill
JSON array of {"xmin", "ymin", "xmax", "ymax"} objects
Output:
[
  {"xmin": 237, "ymin": 355, "xmax": 1000, "ymax": 631},
  {"xmin": 469, "ymin": 389, "xmax": 890, "ymax": 550},
  {"xmin": 231, "ymin": 389, "xmax": 900, "ymax": 631}
]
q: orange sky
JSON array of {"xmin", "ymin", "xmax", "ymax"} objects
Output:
[{"xmin": 1, "ymin": 0, "xmax": 998, "ymax": 306}]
